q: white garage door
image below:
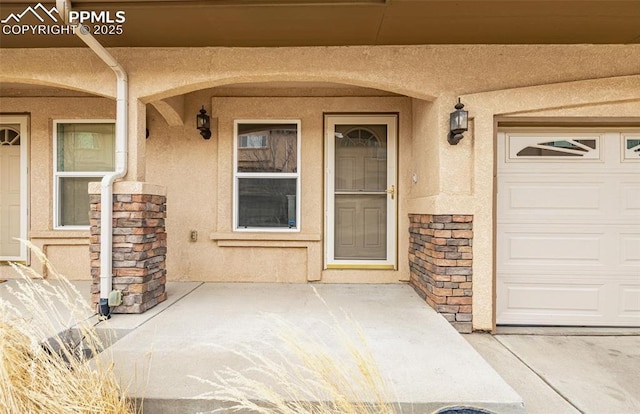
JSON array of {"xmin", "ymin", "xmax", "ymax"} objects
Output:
[{"xmin": 497, "ymin": 129, "xmax": 640, "ymax": 326}]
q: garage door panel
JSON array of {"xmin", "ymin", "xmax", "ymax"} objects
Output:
[
  {"xmin": 497, "ymin": 130, "xmax": 640, "ymax": 327},
  {"xmin": 620, "ymin": 286, "xmax": 640, "ymax": 314},
  {"xmin": 499, "ymin": 226, "xmax": 610, "ymax": 268},
  {"xmin": 498, "ymin": 175, "xmax": 631, "ymax": 221},
  {"xmin": 506, "ymin": 183, "xmax": 601, "ymax": 211},
  {"xmin": 622, "ymin": 184, "xmax": 640, "ymax": 213},
  {"xmin": 620, "ymin": 235, "xmax": 640, "ymax": 267},
  {"xmin": 497, "ymin": 280, "xmax": 607, "ymax": 326},
  {"xmin": 498, "ymin": 278, "xmax": 640, "ymax": 326},
  {"xmin": 502, "ymin": 283, "xmax": 602, "ymax": 311},
  {"xmin": 501, "ymin": 226, "xmax": 639, "ymax": 272},
  {"xmin": 498, "ymin": 179, "xmax": 606, "ymax": 221},
  {"xmin": 508, "ymin": 234, "xmax": 601, "ymax": 263}
]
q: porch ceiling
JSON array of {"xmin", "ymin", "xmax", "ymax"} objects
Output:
[{"xmin": 0, "ymin": 0, "xmax": 638, "ymax": 48}]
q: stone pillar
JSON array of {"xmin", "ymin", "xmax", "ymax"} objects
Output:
[
  {"xmin": 408, "ymin": 214, "xmax": 473, "ymax": 333},
  {"xmin": 89, "ymin": 182, "xmax": 167, "ymax": 314}
]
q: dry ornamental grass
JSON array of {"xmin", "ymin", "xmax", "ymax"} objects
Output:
[
  {"xmin": 2, "ymin": 244, "xmax": 397, "ymax": 414},
  {"xmin": 0, "ymin": 243, "xmax": 135, "ymax": 414}
]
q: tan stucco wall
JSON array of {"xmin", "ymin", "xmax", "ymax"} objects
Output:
[
  {"xmin": 2, "ymin": 45, "xmax": 639, "ymax": 329},
  {"xmin": 0, "ymin": 96, "xmax": 115, "ymax": 279},
  {"xmin": 4, "ymin": 45, "xmax": 639, "ymax": 101},
  {"xmin": 409, "ymin": 98, "xmax": 439, "ymax": 199},
  {"xmin": 145, "ymin": 94, "xmax": 412, "ymax": 283}
]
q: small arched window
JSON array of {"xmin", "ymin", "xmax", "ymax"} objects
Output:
[
  {"xmin": 338, "ymin": 127, "xmax": 381, "ymax": 147},
  {"xmin": 0, "ymin": 128, "xmax": 20, "ymax": 146}
]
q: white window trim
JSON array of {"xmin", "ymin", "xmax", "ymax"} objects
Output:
[
  {"xmin": 53, "ymin": 119, "xmax": 115, "ymax": 230},
  {"xmin": 233, "ymin": 119, "xmax": 301, "ymax": 232},
  {"xmin": 622, "ymin": 133, "xmax": 640, "ymax": 162}
]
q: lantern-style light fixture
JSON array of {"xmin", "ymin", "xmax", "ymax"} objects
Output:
[
  {"xmin": 196, "ymin": 106, "xmax": 212, "ymax": 140},
  {"xmin": 448, "ymin": 98, "xmax": 468, "ymax": 145}
]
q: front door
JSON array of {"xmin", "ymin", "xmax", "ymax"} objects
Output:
[
  {"xmin": 325, "ymin": 115, "xmax": 397, "ymax": 268},
  {"xmin": 0, "ymin": 116, "xmax": 27, "ymax": 261}
]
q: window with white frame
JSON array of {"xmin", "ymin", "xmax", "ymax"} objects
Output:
[
  {"xmin": 54, "ymin": 121, "xmax": 115, "ymax": 228},
  {"xmin": 234, "ymin": 121, "xmax": 300, "ymax": 230},
  {"xmin": 624, "ymin": 135, "xmax": 640, "ymax": 160}
]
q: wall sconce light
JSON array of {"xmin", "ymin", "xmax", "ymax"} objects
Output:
[
  {"xmin": 448, "ymin": 98, "xmax": 468, "ymax": 145},
  {"xmin": 196, "ymin": 106, "xmax": 212, "ymax": 140}
]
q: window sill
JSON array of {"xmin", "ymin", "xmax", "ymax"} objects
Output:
[
  {"xmin": 209, "ymin": 232, "xmax": 321, "ymax": 242},
  {"xmin": 30, "ymin": 230, "xmax": 90, "ymax": 239}
]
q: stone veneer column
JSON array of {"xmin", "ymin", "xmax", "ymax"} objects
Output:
[
  {"xmin": 89, "ymin": 182, "xmax": 167, "ymax": 314},
  {"xmin": 408, "ymin": 214, "xmax": 473, "ymax": 333}
]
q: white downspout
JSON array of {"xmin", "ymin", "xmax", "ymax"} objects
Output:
[{"xmin": 57, "ymin": 0, "xmax": 128, "ymax": 317}]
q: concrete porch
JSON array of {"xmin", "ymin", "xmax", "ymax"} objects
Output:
[
  {"xmin": 98, "ymin": 283, "xmax": 523, "ymax": 413},
  {"xmin": 1, "ymin": 279, "xmax": 524, "ymax": 413}
]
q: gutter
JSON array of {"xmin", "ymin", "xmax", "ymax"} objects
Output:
[{"xmin": 57, "ymin": 0, "xmax": 128, "ymax": 317}]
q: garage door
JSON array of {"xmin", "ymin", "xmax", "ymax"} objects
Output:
[{"xmin": 497, "ymin": 129, "xmax": 640, "ymax": 326}]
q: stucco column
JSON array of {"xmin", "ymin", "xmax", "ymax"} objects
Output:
[
  {"xmin": 126, "ymin": 97, "xmax": 147, "ymax": 181},
  {"xmin": 408, "ymin": 96, "xmax": 478, "ymax": 333},
  {"xmin": 468, "ymin": 108, "xmax": 495, "ymax": 331}
]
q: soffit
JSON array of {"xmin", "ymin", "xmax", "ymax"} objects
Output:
[{"xmin": 0, "ymin": 0, "xmax": 639, "ymax": 48}]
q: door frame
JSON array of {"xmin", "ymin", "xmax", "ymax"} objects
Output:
[
  {"xmin": 324, "ymin": 114, "xmax": 398, "ymax": 269},
  {"xmin": 0, "ymin": 115, "xmax": 28, "ymax": 261}
]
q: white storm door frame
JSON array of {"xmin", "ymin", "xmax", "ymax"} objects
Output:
[
  {"xmin": 325, "ymin": 114, "xmax": 397, "ymax": 269},
  {"xmin": 0, "ymin": 115, "xmax": 28, "ymax": 261}
]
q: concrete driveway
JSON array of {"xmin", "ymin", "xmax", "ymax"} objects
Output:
[{"xmin": 465, "ymin": 331, "xmax": 640, "ymax": 414}]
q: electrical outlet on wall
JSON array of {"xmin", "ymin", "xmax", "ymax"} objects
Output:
[{"xmin": 190, "ymin": 230, "xmax": 198, "ymax": 242}]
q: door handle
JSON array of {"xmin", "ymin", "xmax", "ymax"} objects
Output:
[{"xmin": 386, "ymin": 185, "xmax": 395, "ymax": 200}]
